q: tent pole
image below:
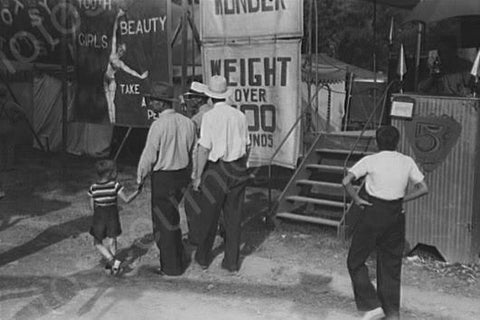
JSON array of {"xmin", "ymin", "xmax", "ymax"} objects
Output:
[
  {"xmin": 113, "ymin": 127, "xmax": 133, "ymax": 161},
  {"xmin": 305, "ymin": 0, "xmax": 313, "ymax": 156},
  {"xmin": 372, "ymin": 0, "xmax": 378, "ymax": 128},
  {"xmin": 414, "ymin": 22, "xmax": 423, "ymax": 91},
  {"xmin": 181, "ymin": 0, "xmax": 188, "ymax": 94},
  {"xmin": 190, "ymin": 1, "xmax": 195, "ymax": 81},
  {"xmin": 314, "ymin": 0, "xmax": 320, "ymax": 132},
  {"xmin": 61, "ymin": 1, "xmax": 68, "ymax": 156}
]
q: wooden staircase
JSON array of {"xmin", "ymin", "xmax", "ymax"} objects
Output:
[{"xmin": 274, "ymin": 131, "xmax": 377, "ymax": 236}]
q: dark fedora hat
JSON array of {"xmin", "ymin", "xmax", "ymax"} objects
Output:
[{"xmin": 145, "ymin": 81, "xmax": 178, "ymax": 103}]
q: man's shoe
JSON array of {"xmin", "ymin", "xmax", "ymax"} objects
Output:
[
  {"xmin": 221, "ymin": 260, "xmax": 239, "ymax": 273},
  {"xmin": 193, "ymin": 258, "xmax": 209, "ymax": 270},
  {"xmin": 155, "ymin": 267, "xmax": 183, "ymax": 278},
  {"xmin": 361, "ymin": 307, "xmax": 385, "ymax": 320}
]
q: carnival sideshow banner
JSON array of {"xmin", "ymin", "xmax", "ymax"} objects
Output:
[
  {"xmin": 75, "ymin": 0, "xmax": 171, "ymax": 126},
  {"xmin": 203, "ymin": 40, "xmax": 301, "ymax": 168},
  {"xmin": 200, "ymin": 0, "xmax": 302, "ymax": 41}
]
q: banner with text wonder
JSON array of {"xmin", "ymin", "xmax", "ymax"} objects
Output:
[
  {"xmin": 203, "ymin": 40, "xmax": 301, "ymax": 168},
  {"xmin": 200, "ymin": 0, "xmax": 303, "ymax": 41},
  {"xmin": 75, "ymin": 0, "xmax": 171, "ymax": 126}
]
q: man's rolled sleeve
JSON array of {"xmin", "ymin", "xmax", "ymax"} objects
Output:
[
  {"xmin": 409, "ymin": 158, "xmax": 425, "ymax": 184},
  {"xmin": 197, "ymin": 115, "xmax": 212, "ymax": 150},
  {"xmin": 348, "ymin": 157, "xmax": 369, "ymax": 180}
]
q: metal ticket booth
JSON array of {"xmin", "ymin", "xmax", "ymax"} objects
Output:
[{"xmin": 391, "ymin": 94, "xmax": 480, "ymax": 263}]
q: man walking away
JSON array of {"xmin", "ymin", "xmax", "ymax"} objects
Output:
[
  {"xmin": 192, "ymin": 75, "xmax": 251, "ymax": 272},
  {"xmin": 342, "ymin": 125, "xmax": 428, "ymax": 320},
  {"xmin": 137, "ymin": 82, "xmax": 196, "ymax": 276}
]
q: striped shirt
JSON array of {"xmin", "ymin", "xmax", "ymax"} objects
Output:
[{"xmin": 88, "ymin": 180, "xmax": 123, "ymax": 206}]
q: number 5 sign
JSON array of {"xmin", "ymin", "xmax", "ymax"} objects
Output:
[{"xmin": 405, "ymin": 115, "xmax": 462, "ymax": 172}]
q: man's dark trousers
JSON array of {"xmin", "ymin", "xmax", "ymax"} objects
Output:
[
  {"xmin": 195, "ymin": 158, "xmax": 247, "ymax": 271},
  {"xmin": 347, "ymin": 196, "xmax": 405, "ymax": 319},
  {"xmin": 151, "ymin": 168, "xmax": 189, "ymax": 275}
]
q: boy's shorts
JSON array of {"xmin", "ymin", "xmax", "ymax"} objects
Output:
[{"xmin": 90, "ymin": 205, "xmax": 121, "ymax": 242}]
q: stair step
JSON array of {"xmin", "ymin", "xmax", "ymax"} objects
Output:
[
  {"xmin": 276, "ymin": 212, "xmax": 341, "ymax": 227},
  {"xmin": 316, "ymin": 148, "xmax": 373, "ymax": 156},
  {"xmin": 306, "ymin": 164, "xmax": 346, "ymax": 173},
  {"xmin": 296, "ymin": 180, "xmax": 360, "ymax": 192},
  {"xmin": 296, "ymin": 180, "xmax": 343, "ymax": 188},
  {"xmin": 286, "ymin": 195, "xmax": 345, "ymax": 208}
]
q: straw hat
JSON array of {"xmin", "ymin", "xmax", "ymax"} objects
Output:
[
  {"xmin": 184, "ymin": 81, "xmax": 208, "ymax": 98},
  {"xmin": 203, "ymin": 75, "xmax": 232, "ymax": 99}
]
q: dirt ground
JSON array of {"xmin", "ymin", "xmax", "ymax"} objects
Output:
[{"xmin": 1, "ymin": 148, "xmax": 479, "ymax": 320}]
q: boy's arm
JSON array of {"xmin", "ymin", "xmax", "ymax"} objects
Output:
[
  {"xmin": 403, "ymin": 180, "xmax": 428, "ymax": 202},
  {"xmin": 342, "ymin": 172, "xmax": 372, "ymax": 207}
]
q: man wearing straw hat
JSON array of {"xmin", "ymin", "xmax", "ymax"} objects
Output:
[
  {"xmin": 192, "ymin": 75, "xmax": 251, "ymax": 272},
  {"xmin": 137, "ymin": 82, "xmax": 196, "ymax": 276}
]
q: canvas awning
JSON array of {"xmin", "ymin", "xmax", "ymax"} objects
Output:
[{"xmin": 302, "ymin": 54, "xmax": 387, "ymax": 84}]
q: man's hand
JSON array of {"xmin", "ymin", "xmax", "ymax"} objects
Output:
[
  {"xmin": 192, "ymin": 177, "xmax": 201, "ymax": 192},
  {"xmin": 355, "ymin": 197, "xmax": 372, "ymax": 209}
]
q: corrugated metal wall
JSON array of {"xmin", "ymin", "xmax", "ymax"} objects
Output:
[{"xmin": 393, "ymin": 95, "xmax": 480, "ymax": 263}]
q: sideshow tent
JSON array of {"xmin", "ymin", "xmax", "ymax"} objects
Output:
[{"xmin": 301, "ymin": 53, "xmax": 386, "ymax": 132}]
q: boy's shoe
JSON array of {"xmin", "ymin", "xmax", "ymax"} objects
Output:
[
  {"xmin": 361, "ymin": 307, "xmax": 385, "ymax": 320},
  {"xmin": 0, "ymin": 190, "xmax": 5, "ymax": 199},
  {"xmin": 111, "ymin": 259, "xmax": 122, "ymax": 276}
]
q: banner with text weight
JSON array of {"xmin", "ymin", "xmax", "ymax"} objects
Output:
[
  {"xmin": 203, "ymin": 40, "xmax": 301, "ymax": 168},
  {"xmin": 200, "ymin": 0, "xmax": 302, "ymax": 41}
]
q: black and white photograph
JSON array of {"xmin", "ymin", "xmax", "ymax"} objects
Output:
[{"xmin": 1, "ymin": 0, "xmax": 480, "ymax": 319}]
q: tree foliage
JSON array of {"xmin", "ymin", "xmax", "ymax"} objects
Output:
[{"xmin": 304, "ymin": 0, "xmax": 410, "ymax": 73}]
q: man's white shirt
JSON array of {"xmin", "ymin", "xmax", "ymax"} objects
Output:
[
  {"xmin": 198, "ymin": 102, "xmax": 250, "ymax": 162},
  {"xmin": 349, "ymin": 151, "xmax": 424, "ymax": 200}
]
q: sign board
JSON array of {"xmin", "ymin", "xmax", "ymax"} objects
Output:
[
  {"xmin": 200, "ymin": 0, "xmax": 302, "ymax": 41},
  {"xmin": 74, "ymin": 0, "xmax": 171, "ymax": 126},
  {"xmin": 390, "ymin": 96, "xmax": 415, "ymax": 119},
  {"xmin": 202, "ymin": 39, "xmax": 301, "ymax": 168}
]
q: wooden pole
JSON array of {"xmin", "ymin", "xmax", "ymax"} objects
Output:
[
  {"xmin": 113, "ymin": 127, "xmax": 133, "ymax": 161},
  {"xmin": 61, "ymin": 0, "xmax": 68, "ymax": 155},
  {"xmin": 372, "ymin": 0, "xmax": 378, "ymax": 127},
  {"xmin": 414, "ymin": 22, "xmax": 423, "ymax": 91},
  {"xmin": 181, "ymin": 0, "xmax": 188, "ymax": 94}
]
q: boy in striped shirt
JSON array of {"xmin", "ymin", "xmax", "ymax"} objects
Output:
[{"xmin": 88, "ymin": 160, "xmax": 141, "ymax": 275}]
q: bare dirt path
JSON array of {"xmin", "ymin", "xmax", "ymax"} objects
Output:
[{"xmin": 1, "ymin": 150, "xmax": 479, "ymax": 320}]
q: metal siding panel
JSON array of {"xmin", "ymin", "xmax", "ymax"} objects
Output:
[{"xmin": 393, "ymin": 95, "xmax": 479, "ymax": 262}]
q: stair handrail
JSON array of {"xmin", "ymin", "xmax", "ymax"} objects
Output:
[
  {"xmin": 267, "ymin": 87, "xmax": 323, "ymax": 211},
  {"xmin": 340, "ymin": 80, "xmax": 399, "ymax": 234}
]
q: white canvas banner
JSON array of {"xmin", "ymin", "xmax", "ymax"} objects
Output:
[
  {"xmin": 200, "ymin": 0, "xmax": 303, "ymax": 41},
  {"xmin": 203, "ymin": 40, "xmax": 301, "ymax": 168}
]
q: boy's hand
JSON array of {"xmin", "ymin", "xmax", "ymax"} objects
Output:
[{"xmin": 192, "ymin": 177, "xmax": 201, "ymax": 192}]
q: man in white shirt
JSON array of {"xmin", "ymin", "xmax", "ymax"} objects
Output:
[
  {"xmin": 137, "ymin": 82, "xmax": 196, "ymax": 276},
  {"xmin": 192, "ymin": 75, "xmax": 251, "ymax": 272},
  {"xmin": 342, "ymin": 126, "xmax": 428, "ymax": 320}
]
